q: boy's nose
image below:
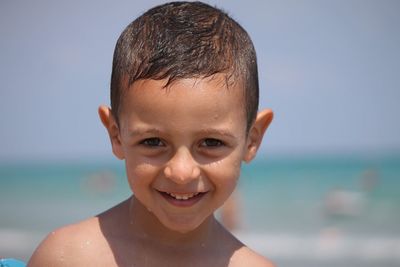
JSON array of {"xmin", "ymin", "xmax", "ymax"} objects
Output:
[{"xmin": 164, "ymin": 148, "xmax": 200, "ymax": 184}]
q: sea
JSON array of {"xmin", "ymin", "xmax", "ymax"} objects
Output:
[{"xmin": 1, "ymin": 153, "xmax": 399, "ymax": 267}]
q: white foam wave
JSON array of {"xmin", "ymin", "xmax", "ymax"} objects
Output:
[
  {"xmin": 1, "ymin": 228, "xmax": 400, "ymax": 263},
  {"xmin": 0, "ymin": 229, "xmax": 44, "ymax": 260},
  {"xmin": 236, "ymin": 231, "xmax": 400, "ymax": 262}
]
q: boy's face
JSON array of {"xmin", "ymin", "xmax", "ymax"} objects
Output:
[{"xmin": 100, "ymin": 74, "xmax": 272, "ymax": 233}]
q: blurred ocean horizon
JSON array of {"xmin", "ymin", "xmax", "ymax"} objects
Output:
[{"xmin": 1, "ymin": 153, "xmax": 399, "ymax": 266}]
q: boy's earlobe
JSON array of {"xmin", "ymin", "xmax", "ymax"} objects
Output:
[
  {"xmin": 98, "ymin": 105, "xmax": 125, "ymax": 160},
  {"xmin": 243, "ymin": 109, "xmax": 273, "ymax": 163}
]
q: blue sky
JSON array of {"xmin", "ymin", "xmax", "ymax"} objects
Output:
[{"xmin": 1, "ymin": 0, "xmax": 399, "ymax": 161}]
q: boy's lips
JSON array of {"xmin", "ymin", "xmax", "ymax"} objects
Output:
[
  {"xmin": 157, "ymin": 190, "xmax": 207, "ymax": 207},
  {"xmin": 166, "ymin": 192, "xmax": 200, "ymax": 200}
]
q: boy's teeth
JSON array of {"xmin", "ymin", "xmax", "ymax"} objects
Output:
[{"xmin": 168, "ymin": 192, "xmax": 199, "ymax": 200}]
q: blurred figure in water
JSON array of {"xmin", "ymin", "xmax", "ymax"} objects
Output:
[
  {"xmin": 319, "ymin": 167, "xmax": 381, "ymax": 259},
  {"xmin": 81, "ymin": 170, "xmax": 117, "ymax": 196},
  {"xmin": 359, "ymin": 168, "xmax": 379, "ymax": 193},
  {"xmin": 323, "ymin": 167, "xmax": 379, "ymax": 219},
  {"xmin": 220, "ymin": 190, "xmax": 241, "ymax": 231},
  {"xmin": 324, "ymin": 186, "xmax": 366, "ymax": 217}
]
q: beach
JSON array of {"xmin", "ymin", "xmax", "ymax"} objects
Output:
[{"xmin": 1, "ymin": 154, "xmax": 399, "ymax": 266}]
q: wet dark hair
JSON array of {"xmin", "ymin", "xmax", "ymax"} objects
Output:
[{"xmin": 110, "ymin": 1, "xmax": 259, "ymax": 131}]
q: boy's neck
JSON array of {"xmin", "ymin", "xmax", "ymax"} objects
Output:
[{"xmin": 127, "ymin": 195, "xmax": 221, "ymax": 247}]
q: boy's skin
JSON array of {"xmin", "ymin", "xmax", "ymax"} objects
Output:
[{"xmin": 28, "ymin": 75, "xmax": 274, "ymax": 266}]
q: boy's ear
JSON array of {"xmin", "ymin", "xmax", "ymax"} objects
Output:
[
  {"xmin": 98, "ymin": 105, "xmax": 125, "ymax": 160},
  {"xmin": 243, "ymin": 109, "xmax": 273, "ymax": 163}
]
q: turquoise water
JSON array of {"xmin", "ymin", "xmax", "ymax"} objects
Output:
[
  {"xmin": 240, "ymin": 155, "xmax": 400, "ymax": 234},
  {"xmin": 1, "ymin": 154, "xmax": 399, "ymax": 266}
]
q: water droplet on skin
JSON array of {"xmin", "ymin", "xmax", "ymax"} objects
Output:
[
  {"xmin": 57, "ymin": 249, "xmax": 65, "ymax": 262},
  {"xmin": 86, "ymin": 240, "xmax": 91, "ymax": 245},
  {"xmin": 51, "ymin": 231, "xmax": 56, "ymax": 235},
  {"xmin": 201, "ymin": 243, "xmax": 205, "ymax": 248}
]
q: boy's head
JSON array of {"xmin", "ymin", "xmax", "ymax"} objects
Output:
[
  {"xmin": 110, "ymin": 1, "xmax": 259, "ymax": 131},
  {"xmin": 100, "ymin": 1, "xmax": 273, "ymax": 233}
]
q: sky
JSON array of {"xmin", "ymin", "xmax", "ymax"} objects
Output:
[{"xmin": 1, "ymin": 0, "xmax": 399, "ymax": 161}]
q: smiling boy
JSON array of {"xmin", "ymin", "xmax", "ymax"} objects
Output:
[{"xmin": 28, "ymin": 2, "xmax": 274, "ymax": 266}]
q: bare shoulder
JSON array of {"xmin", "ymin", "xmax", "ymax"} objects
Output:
[
  {"xmin": 27, "ymin": 217, "xmax": 111, "ymax": 267},
  {"xmin": 229, "ymin": 246, "xmax": 276, "ymax": 267}
]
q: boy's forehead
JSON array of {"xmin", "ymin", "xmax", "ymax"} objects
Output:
[
  {"xmin": 120, "ymin": 75, "xmax": 246, "ymax": 110},
  {"xmin": 115, "ymin": 74, "xmax": 248, "ymax": 128},
  {"xmin": 117, "ymin": 75, "xmax": 248, "ymax": 134}
]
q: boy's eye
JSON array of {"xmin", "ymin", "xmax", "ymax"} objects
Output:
[
  {"xmin": 140, "ymin": 138, "xmax": 164, "ymax": 147},
  {"xmin": 200, "ymin": 138, "xmax": 224, "ymax": 147}
]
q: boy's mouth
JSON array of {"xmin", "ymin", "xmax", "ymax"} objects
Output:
[
  {"xmin": 168, "ymin": 192, "xmax": 205, "ymax": 200},
  {"xmin": 157, "ymin": 190, "xmax": 206, "ymax": 207}
]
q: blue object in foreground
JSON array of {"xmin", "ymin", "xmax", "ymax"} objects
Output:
[{"xmin": 0, "ymin": 259, "xmax": 26, "ymax": 267}]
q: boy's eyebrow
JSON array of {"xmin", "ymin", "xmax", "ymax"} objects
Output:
[
  {"xmin": 197, "ymin": 129, "xmax": 237, "ymax": 138},
  {"xmin": 127, "ymin": 128, "xmax": 162, "ymax": 137},
  {"xmin": 127, "ymin": 128, "xmax": 237, "ymax": 138}
]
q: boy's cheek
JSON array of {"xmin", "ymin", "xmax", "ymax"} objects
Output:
[{"xmin": 206, "ymin": 158, "xmax": 242, "ymax": 183}]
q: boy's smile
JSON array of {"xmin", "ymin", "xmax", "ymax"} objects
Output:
[{"xmin": 99, "ymin": 74, "xmax": 272, "ymax": 234}]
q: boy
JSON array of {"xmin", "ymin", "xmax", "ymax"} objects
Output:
[{"xmin": 28, "ymin": 1, "xmax": 274, "ymax": 266}]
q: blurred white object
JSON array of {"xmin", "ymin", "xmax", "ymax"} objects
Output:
[{"xmin": 324, "ymin": 188, "xmax": 366, "ymax": 217}]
